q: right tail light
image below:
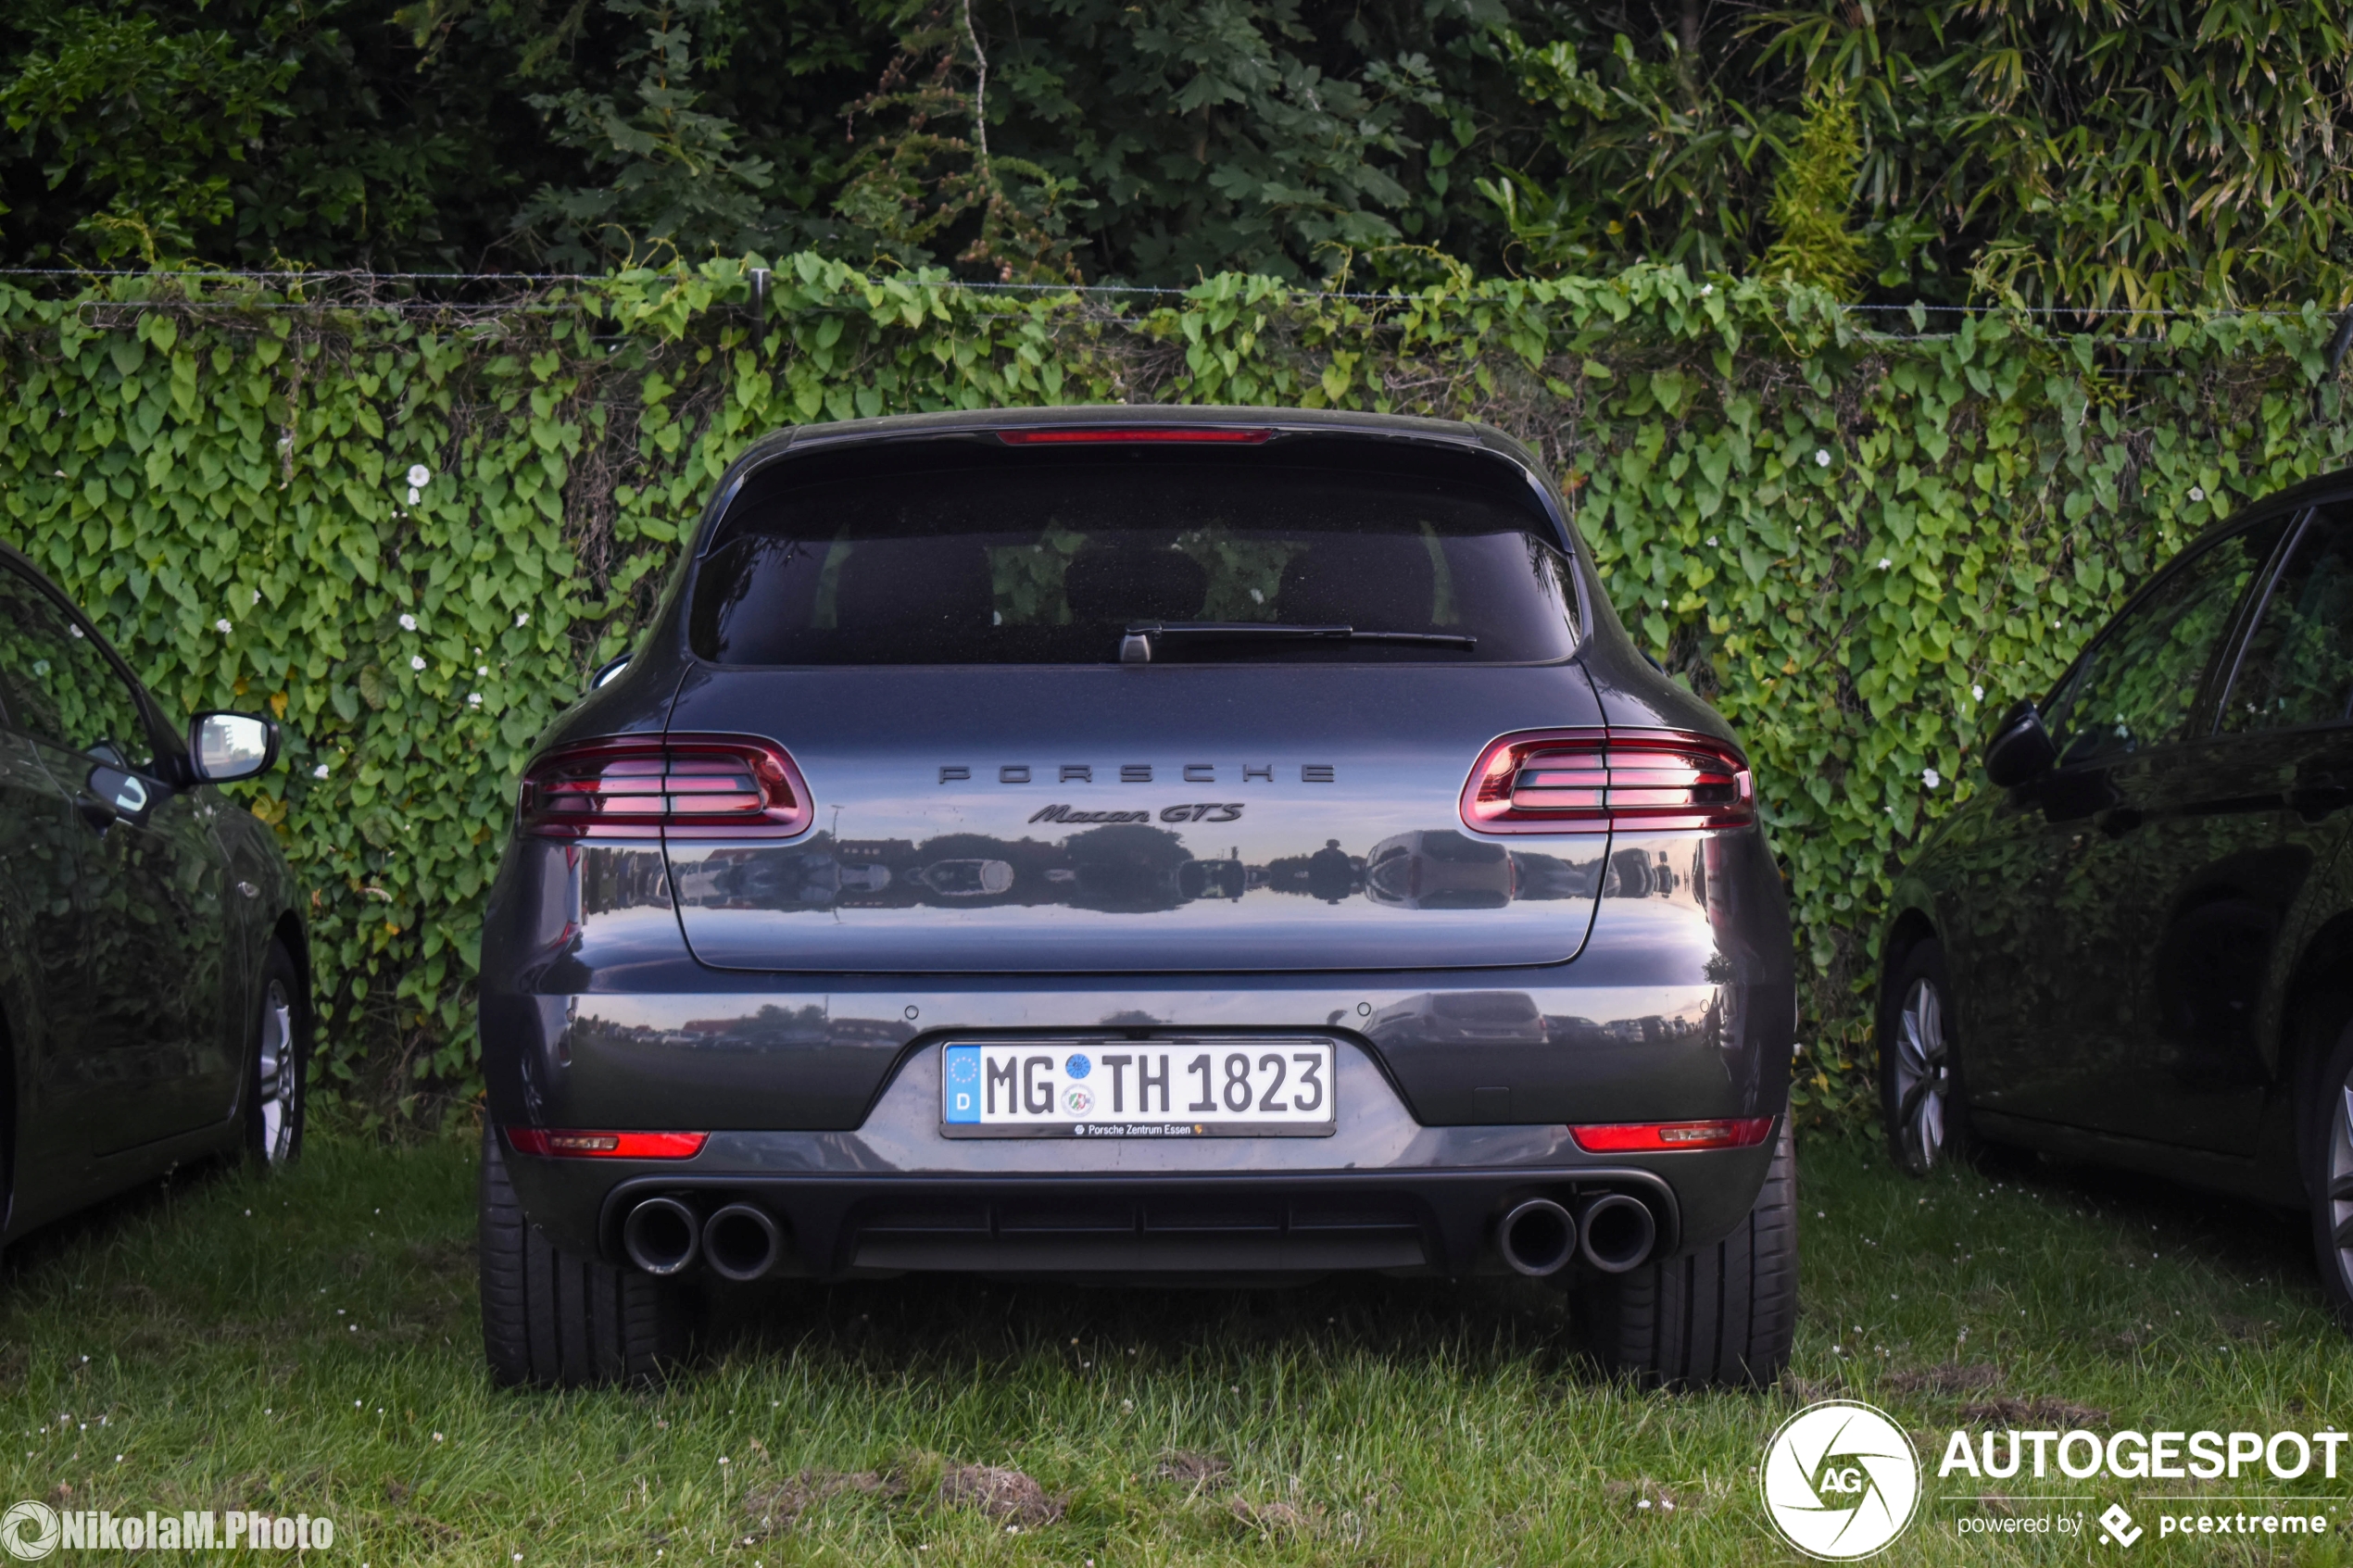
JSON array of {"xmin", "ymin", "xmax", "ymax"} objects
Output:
[{"xmin": 1462, "ymin": 728, "xmax": 1755, "ymax": 834}]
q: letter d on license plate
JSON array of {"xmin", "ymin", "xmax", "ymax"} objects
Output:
[{"xmin": 940, "ymin": 1038, "xmax": 1337, "ymax": 1137}]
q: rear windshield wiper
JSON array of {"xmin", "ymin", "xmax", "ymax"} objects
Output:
[{"xmin": 1120, "ymin": 621, "xmax": 1478, "ymax": 662}]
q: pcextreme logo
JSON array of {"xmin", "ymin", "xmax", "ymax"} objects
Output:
[{"xmin": 1761, "ymin": 1399, "xmax": 1923, "ymax": 1560}]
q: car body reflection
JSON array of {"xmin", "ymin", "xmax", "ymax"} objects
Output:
[{"xmin": 669, "ymin": 825, "xmax": 1609, "ymax": 918}]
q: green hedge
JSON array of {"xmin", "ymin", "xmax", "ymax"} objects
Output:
[{"xmin": 3, "ymin": 259, "xmax": 2347, "ymax": 1121}]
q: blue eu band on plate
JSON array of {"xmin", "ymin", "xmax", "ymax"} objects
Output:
[{"xmin": 941, "ymin": 1040, "xmax": 1337, "ymax": 1136}]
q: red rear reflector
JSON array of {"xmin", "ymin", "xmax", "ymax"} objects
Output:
[
  {"xmin": 517, "ymin": 734, "xmax": 812, "ymax": 840},
  {"xmin": 1461, "ymin": 728, "xmax": 1755, "ymax": 834},
  {"xmin": 507, "ymin": 1128, "xmax": 710, "ymax": 1160},
  {"xmin": 996, "ymin": 427, "xmax": 1273, "ymax": 445},
  {"xmin": 1568, "ymin": 1117, "xmax": 1774, "ymax": 1153}
]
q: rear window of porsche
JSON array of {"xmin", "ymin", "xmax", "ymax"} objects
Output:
[{"xmin": 686, "ymin": 440, "xmax": 1583, "ymax": 665}]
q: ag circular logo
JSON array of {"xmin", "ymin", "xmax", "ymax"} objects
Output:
[
  {"xmin": 1759, "ymin": 1399, "xmax": 1919, "ymax": 1560},
  {"xmin": 1, "ymin": 1500, "xmax": 59, "ymax": 1562}
]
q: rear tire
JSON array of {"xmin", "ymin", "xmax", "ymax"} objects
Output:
[
  {"xmin": 1878, "ymin": 936, "xmax": 1971, "ymax": 1176},
  {"xmin": 479, "ymin": 1126, "xmax": 688, "ymax": 1387},
  {"xmin": 1574, "ymin": 1119, "xmax": 1798, "ymax": 1388}
]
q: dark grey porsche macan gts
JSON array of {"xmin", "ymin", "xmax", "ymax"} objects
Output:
[{"xmin": 477, "ymin": 408, "xmax": 1800, "ymax": 1388}]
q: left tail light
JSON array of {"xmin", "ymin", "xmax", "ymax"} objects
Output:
[
  {"xmin": 516, "ymin": 734, "xmax": 812, "ymax": 840},
  {"xmin": 1461, "ymin": 728, "xmax": 1755, "ymax": 834}
]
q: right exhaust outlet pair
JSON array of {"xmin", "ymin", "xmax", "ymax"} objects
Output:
[
  {"xmin": 620, "ymin": 1197, "xmax": 786, "ymax": 1281},
  {"xmin": 1498, "ymin": 1193, "xmax": 1655, "ymax": 1277}
]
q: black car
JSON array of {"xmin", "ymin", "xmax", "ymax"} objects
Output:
[
  {"xmin": 0, "ymin": 543, "xmax": 306, "ymax": 1260},
  {"xmin": 1880, "ymin": 475, "xmax": 2353, "ymax": 1316},
  {"xmin": 477, "ymin": 408, "xmax": 1799, "ymax": 1388}
]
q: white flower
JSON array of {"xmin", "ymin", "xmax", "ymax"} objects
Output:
[
  {"xmin": 1971, "ymin": 684, "xmax": 1984, "ymax": 702},
  {"xmin": 1700, "ymin": 282, "xmax": 1713, "ymax": 295},
  {"xmin": 467, "ymin": 693, "xmax": 483, "ymax": 708},
  {"xmin": 515, "ymin": 611, "xmax": 530, "ymax": 627},
  {"xmin": 2188, "ymin": 485, "xmax": 2207, "ymax": 503},
  {"xmin": 1923, "ymin": 768, "xmax": 1942, "ymax": 789},
  {"xmin": 398, "ymin": 613, "xmax": 417, "ymax": 632},
  {"xmin": 475, "ymin": 664, "xmax": 488, "ymax": 676},
  {"xmin": 246, "ymin": 588, "xmax": 259, "ymax": 606},
  {"xmin": 1815, "ymin": 448, "xmax": 1831, "ymax": 467},
  {"xmin": 406, "ymin": 464, "xmax": 433, "ymax": 489},
  {"xmin": 1705, "ymin": 535, "xmax": 1718, "ymax": 546},
  {"xmin": 1877, "ymin": 557, "xmax": 1893, "ymax": 571},
  {"xmin": 409, "ymin": 655, "xmax": 426, "ymax": 671},
  {"xmin": 312, "ymin": 763, "xmax": 330, "ymax": 780},
  {"xmin": 215, "ymin": 619, "xmax": 233, "ymax": 633},
  {"xmin": 407, "ymin": 486, "xmax": 422, "ymax": 505}
]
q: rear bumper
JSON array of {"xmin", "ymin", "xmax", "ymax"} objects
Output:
[
  {"xmin": 497, "ymin": 1037, "xmax": 1781, "ymax": 1276},
  {"xmin": 482, "ymin": 825, "xmax": 1794, "ymax": 1277}
]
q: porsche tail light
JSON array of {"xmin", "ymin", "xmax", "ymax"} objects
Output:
[
  {"xmin": 506, "ymin": 1128, "xmax": 710, "ymax": 1159},
  {"xmin": 1568, "ymin": 1117, "xmax": 1775, "ymax": 1153},
  {"xmin": 996, "ymin": 427, "xmax": 1273, "ymax": 445},
  {"xmin": 1461, "ymin": 728, "xmax": 1755, "ymax": 834},
  {"xmin": 517, "ymin": 735, "xmax": 812, "ymax": 840}
]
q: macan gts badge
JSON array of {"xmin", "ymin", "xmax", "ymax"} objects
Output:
[{"xmin": 475, "ymin": 407, "xmax": 1800, "ymax": 1391}]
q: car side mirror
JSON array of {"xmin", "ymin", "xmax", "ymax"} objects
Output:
[
  {"xmin": 190, "ymin": 711, "xmax": 281, "ymax": 782},
  {"xmin": 1982, "ymin": 699, "xmax": 2057, "ymax": 788}
]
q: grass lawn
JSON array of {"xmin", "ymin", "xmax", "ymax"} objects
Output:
[{"xmin": 5, "ymin": 1126, "xmax": 2352, "ymax": 1564}]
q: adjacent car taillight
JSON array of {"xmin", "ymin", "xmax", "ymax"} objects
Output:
[
  {"xmin": 1460, "ymin": 728, "xmax": 1755, "ymax": 834},
  {"xmin": 1569, "ymin": 1117, "xmax": 1775, "ymax": 1153},
  {"xmin": 516, "ymin": 735, "xmax": 812, "ymax": 840},
  {"xmin": 506, "ymin": 1128, "xmax": 709, "ymax": 1159}
]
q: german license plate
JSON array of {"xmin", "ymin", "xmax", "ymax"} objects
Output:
[{"xmin": 940, "ymin": 1039, "xmax": 1337, "ymax": 1137}]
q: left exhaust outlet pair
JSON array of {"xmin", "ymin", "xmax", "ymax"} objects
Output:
[{"xmin": 620, "ymin": 1198, "xmax": 785, "ymax": 1281}]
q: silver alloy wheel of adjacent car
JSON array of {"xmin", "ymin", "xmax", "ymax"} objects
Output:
[
  {"xmin": 1892, "ymin": 975, "xmax": 1950, "ymax": 1171},
  {"xmin": 256, "ymin": 976, "xmax": 297, "ymax": 1165},
  {"xmin": 2329, "ymin": 1071, "xmax": 2353, "ymax": 1298}
]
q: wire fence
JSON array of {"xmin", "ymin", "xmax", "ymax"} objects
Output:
[{"xmin": 6, "ymin": 267, "xmax": 2347, "ymax": 354}]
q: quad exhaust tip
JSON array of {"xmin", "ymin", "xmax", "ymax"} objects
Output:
[
  {"xmin": 622, "ymin": 1196, "xmax": 701, "ymax": 1276},
  {"xmin": 703, "ymin": 1202, "xmax": 785, "ymax": 1282},
  {"xmin": 1498, "ymin": 1198, "xmax": 1578, "ymax": 1277},
  {"xmin": 1577, "ymin": 1192, "xmax": 1657, "ymax": 1274}
]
